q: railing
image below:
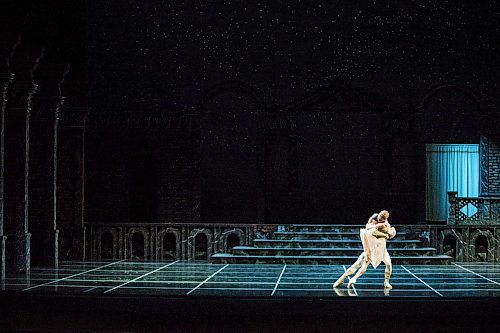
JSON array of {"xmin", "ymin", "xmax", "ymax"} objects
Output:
[
  {"xmin": 83, "ymin": 222, "xmax": 282, "ymax": 261},
  {"xmin": 447, "ymin": 192, "xmax": 500, "ymax": 225}
]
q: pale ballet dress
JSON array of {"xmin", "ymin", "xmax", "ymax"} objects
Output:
[{"xmin": 359, "ymin": 223, "xmax": 396, "ymax": 269}]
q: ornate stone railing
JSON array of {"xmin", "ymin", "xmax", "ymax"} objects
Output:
[
  {"xmin": 83, "ymin": 222, "xmax": 280, "ymax": 261},
  {"xmin": 82, "ymin": 222, "xmax": 500, "ymax": 262},
  {"xmin": 447, "ymin": 192, "xmax": 500, "ymax": 225}
]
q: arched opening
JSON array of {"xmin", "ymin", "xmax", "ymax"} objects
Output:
[
  {"xmin": 162, "ymin": 233, "xmax": 177, "ymax": 260},
  {"xmin": 194, "ymin": 233, "xmax": 208, "ymax": 260},
  {"xmin": 442, "ymin": 235, "xmax": 456, "ymax": 260},
  {"xmin": 130, "ymin": 232, "xmax": 145, "ymax": 260},
  {"xmin": 226, "ymin": 233, "xmax": 240, "ymax": 251},
  {"xmin": 101, "ymin": 232, "xmax": 114, "ymax": 260},
  {"xmin": 475, "ymin": 235, "xmax": 488, "ymax": 262}
]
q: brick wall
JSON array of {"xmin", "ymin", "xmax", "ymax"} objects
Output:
[
  {"xmin": 488, "ymin": 137, "xmax": 500, "ymax": 194},
  {"xmin": 158, "ymin": 130, "xmax": 195, "ymax": 223},
  {"xmin": 85, "ymin": 128, "xmax": 130, "ymax": 222},
  {"xmin": 480, "ymin": 136, "xmax": 500, "ymax": 197}
]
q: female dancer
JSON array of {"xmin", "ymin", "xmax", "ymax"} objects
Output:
[{"xmin": 333, "ymin": 210, "xmax": 396, "ymax": 289}]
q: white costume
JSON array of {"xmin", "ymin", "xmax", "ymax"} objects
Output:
[
  {"xmin": 333, "ymin": 219, "xmax": 396, "ymax": 289},
  {"xmin": 360, "ymin": 223, "xmax": 396, "ymax": 269}
]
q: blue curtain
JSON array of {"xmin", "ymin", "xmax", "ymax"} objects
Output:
[{"xmin": 426, "ymin": 144, "xmax": 479, "ymax": 221}]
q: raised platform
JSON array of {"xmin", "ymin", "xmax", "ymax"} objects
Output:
[
  {"xmin": 1, "ymin": 261, "xmax": 500, "ymax": 331},
  {"xmin": 211, "ymin": 224, "xmax": 453, "ymax": 264}
]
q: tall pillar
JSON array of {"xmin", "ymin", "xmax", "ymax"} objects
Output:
[
  {"xmin": 1, "ymin": 71, "xmax": 15, "ymax": 279},
  {"xmin": 1, "ymin": 235, "xmax": 6, "ymax": 281},
  {"xmin": 1, "ymin": 34, "xmax": 21, "ymax": 279},
  {"xmin": 4, "ymin": 45, "xmax": 44, "ymax": 274},
  {"xmin": 4, "ymin": 76, "xmax": 32, "ymax": 273}
]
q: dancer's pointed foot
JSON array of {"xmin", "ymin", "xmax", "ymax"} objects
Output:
[
  {"xmin": 347, "ymin": 278, "xmax": 357, "ymax": 288},
  {"xmin": 384, "ymin": 280, "xmax": 392, "ymax": 290},
  {"xmin": 333, "ymin": 287, "xmax": 347, "ymax": 297},
  {"xmin": 333, "ymin": 274, "xmax": 347, "ymax": 288}
]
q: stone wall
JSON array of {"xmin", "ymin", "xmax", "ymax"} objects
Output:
[
  {"xmin": 87, "ymin": 222, "xmax": 255, "ymax": 261},
  {"xmin": 158, "ymin": 130, "xmax": 196, "ymax": 224},
  {"xmin": 480, "ymin": 136, "xmax": 500, "ymax": 197}
]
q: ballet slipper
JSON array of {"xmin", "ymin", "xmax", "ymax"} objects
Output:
[
  {"xmin": 347, "ymin": 278, "xmax": 357, "ymax": 288},
  {"xmin": 333, "ymin": 274, "xmax": 348, "ymax": 288}
]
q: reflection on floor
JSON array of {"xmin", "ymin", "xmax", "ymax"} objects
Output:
[{"xmin": 3, "ymin": 260, "xmax": 500, "ymax": 298}]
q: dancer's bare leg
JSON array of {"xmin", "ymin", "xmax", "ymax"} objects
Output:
[
  {"xmin": 347, "ymin": 256, "xmax": 370, "ymax": 288},
  {"xmin": 382, "ymin": 249, "xmax": 392, "ymax": 289},
  {"xmin": 333, "ymin": 253, "xmax": 364, "ymax": 288}
]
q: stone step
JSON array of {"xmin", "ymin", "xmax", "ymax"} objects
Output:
[
  {"xmin": 273, "ymin": 231, "xmax": 411, "ymax": 240},
  {"xmin": 210, "ymin": 253, "xmax": 453, "ymax": 265},
  {"xmin": 253, "ymin": 239, "xmax": 422, "ymax": 249},
  {"xmin": 231, "ymin": 246, "xmax": 437, "ymax": 257}
]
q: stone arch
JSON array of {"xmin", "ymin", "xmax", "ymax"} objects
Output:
[
  {"xmin": 496, "ymin": 228, "xmax": 500, "ymax": 264},
  {"xmin": 189, "ymin": 228, "xmax": 213, "ymax": 260},
  {"xmin": 127, "ymin": 227, "xmax": 150, "ymax": 260},
  {"xmin": 442, "ymin": 234, "xmax": 457, "ymax": 261},
  {"xmin": 222, "ymin": 228, "xmax": 245, "ymax": 252},
  {"xmin": 439, "ymin": 229, "xmax": 464, "ymax": 261},
  {"xmin": 470, "ymin": 229, "xmax": 494, "ymax": 262},
  {"xmin": 97, "ymin": 227, "xmax": 118, "ymax": 260},
  {"xmin": 157, "ymin": 228, "xmax": 181, "ymax": 260}
]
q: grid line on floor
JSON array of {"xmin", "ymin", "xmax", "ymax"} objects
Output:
[
  {"xmin": 271, "ymin": 264, "xmax": 287, "ymax": 296},
  {"xmin": 401, "ymin": 265, "xmax": 443, "ymax": 296},
  {"xmin": 104, "ymin": 261, "xmax": 179, "ymax": 293},
  {"xmin": 453, "ymin": 263, "xmax": 500, "ymax": 286},
  {"xmin": 2, "ymin": 261, "xmax": 499, "ymax": 298},
  {"xmin": 23, "ymin": 260, "xmax": 126, "ymax": 291},
  {"xmin": 187, "ymin": 264, "xmax": 228, "ymax": 295}
]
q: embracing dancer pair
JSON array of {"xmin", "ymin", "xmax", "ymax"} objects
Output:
[{"xmin": 333, "ymin": 210, "xmax": 396, "ymax": 289}]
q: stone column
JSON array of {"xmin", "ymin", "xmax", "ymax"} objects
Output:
[
  {"xmin": 447, "ymin": 192, "xmax": 458, "ymax": 225},
  {"xmin": 82, "ymin": 226, "xmax": 87, "ymax": 261},
  {"xmin": 494, "ymin": 227, "xmax": 500, "ymax": 263},
  {"xmin": 1, "ymin": 34, "xmax": 21, "ymax": 279},
  {"xmin": 0, "ymin": 72, "xmax": 14, "ymax": 279},
  {"xmin": 4, "ymin": 46, "xmax": 44, "ymax": 274},
  {"xmin": 1, "ymin": 235, "xmax": 6, "ymax": 281}
]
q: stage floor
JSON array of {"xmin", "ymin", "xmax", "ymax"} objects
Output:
[{"xmin": 3, "ymin": 260, "xmax": 500, "ymax": 298}]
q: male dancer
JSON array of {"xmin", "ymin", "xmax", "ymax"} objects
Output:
[{"xmin": 333, "ymin": 210, "xmax": 396, "ymax": 289}]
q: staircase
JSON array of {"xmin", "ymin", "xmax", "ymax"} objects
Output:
[{"xmin": 211, "ymin": 224, "xmax": 453, "ymax": 264}]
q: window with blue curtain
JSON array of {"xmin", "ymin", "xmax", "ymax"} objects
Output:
[{"xmin": 426, "ymin": 144, "xmax": 479, "ymax": 221}]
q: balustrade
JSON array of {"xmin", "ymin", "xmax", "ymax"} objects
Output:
[{"xmin": 447, "ymin": 192, "xmax": 500, "ymax": 225}]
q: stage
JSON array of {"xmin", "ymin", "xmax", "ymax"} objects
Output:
[
  {"xmin": 1, "ymin": 261, "xmax": 500, "ymax": 331},
  {"xmin": 3, "ymin": 260, "xmax": 500, "ymax": 297}
]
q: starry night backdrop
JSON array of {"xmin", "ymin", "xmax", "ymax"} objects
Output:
[
  {"xmin": 5, "ymin": 1, "xmax": 497, "ymax": 109},
  {"xmin": 83, "ymin": 0, "xmax": 500, "ymax": 110},
  {"xmin": 2, "ymin": 0, "xmax": 499, "ymax": 224}
]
